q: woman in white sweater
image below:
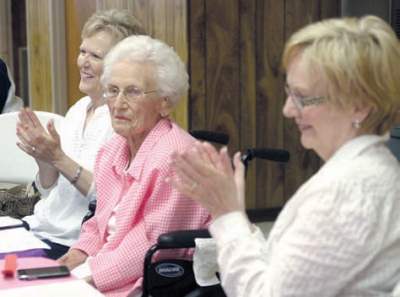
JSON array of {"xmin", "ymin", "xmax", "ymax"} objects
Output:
[{"xmin": 169, "ymin": 15, "xmax": 400, "ymax": 297}]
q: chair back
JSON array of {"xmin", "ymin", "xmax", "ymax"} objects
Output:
[
  {"xmin": 387, "ymin": 127, "xmax": 400, "ymax": 161},
  {"xmin": 0, "ymin": 111, "xmax": 64, "ymax": 184}
]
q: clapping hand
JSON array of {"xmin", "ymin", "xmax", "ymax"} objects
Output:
[
  {"xmin": 168, "ymin": 141, "xmax": 246, "ymax": 219},
  {"xmin": 16, "ymin": 108, "xmax": 64, "ymax": 165}
]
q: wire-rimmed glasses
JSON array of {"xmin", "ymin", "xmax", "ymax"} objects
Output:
[
  {"xmin": 103, "ymin": 85, "xmax": 157, "ymax": 103},
  {"xmin": 284, "ymin": 84, "xmax": 326, "ymax": 110}
]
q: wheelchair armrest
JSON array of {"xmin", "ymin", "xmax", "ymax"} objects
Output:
[
  {"xmin": 157, "ymin": 229, "xmax": 211, "ymax": 249},
  {"xmin": 156, "ymin": 208, "xmax": 282, "ymax": 249}
]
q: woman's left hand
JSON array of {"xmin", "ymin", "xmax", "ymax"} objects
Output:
[
  {"xmin": 169, "ymin": 141, "xmax": 246, "ymax": 219},
  {"xmin": 58, "ymin": 248, "xmax": 88, "ymax": 270},
  {"xmin": 16, "ymin": 108, "xmax": 65, "ymax": 165}
]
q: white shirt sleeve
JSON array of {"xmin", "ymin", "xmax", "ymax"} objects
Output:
[
  {"xmin": 210, "ymin": 211, "xmax": 272, "ymax": 297},
  {"xmin": 34, "ymin": 173, "xmax": 56, "ymax": 198},
  {"xmin": 209, "ymin": 186, "xmax": 378, "ymax": 297}
]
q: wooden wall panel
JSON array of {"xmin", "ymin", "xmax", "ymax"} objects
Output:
[
  {"xmin": 0, "ymin": 0, "xmax": 13, "ymax": 71},
  {"xmin": 321, "ymin": 0, "xmax": 341, "ymax": 18},
  {"xmin": 254, "ymin": 0, "xmax": 286, "ymax": 207},
  {"xmin": 11, "ymin": 0, "xmax": 28, "ymax": 103},
  {"xmin": 26, "ymin": 0, "xmax": 53, "ymax": 111},
  {"xmin": 65, "ymin": 0, "xmax": 96, "ymax": 107},
  {"xmin": 205, "ymin": 0, "xmax": 241, "ymax": 150},
  {"xmin": 146, "ymin": 0, "xmax": 188, "ymax": 128},
  {"xmin": 189, "ymin": 0, "xmax": 340, "ymax": 209},
  {"xmin": 239, "ymin": 0, "xmax": 258, "ymax": 208},
  {"xmin": 189, "ymin": 0, "xmax": 207, "ymax": 129}
]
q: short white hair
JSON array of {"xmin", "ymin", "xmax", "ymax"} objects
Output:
[{"xmin": 102, "ymin": 35, "xmax": 188, "ymax": 106}]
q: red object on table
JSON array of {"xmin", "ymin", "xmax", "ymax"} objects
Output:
[{"xmin": 2, "ymin": 254, "xmax": 17, "ymax": 278}]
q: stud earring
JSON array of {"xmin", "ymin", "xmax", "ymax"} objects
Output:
[{"xmin": 352, "ymin": 119, "xmax": 361, "ymax": 129}]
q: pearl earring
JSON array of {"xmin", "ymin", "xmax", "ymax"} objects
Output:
[{"xmin": 352, "ymin": 119, "xmax": 361, "ymax": 129}]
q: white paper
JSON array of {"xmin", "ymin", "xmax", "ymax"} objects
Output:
[
  {"xmin": 0, "ymin": 228, "xmax": 50, "ymax": 253},
  {"xmin": 0, "ymin": 280, "xmax": 104, "ymax": 297},
  {"xmin": 0, "ymin": 216, "xmax": 23, "ymax": 228},
  {"xmin": 193, "ymin": 238, "xmax": 220, "ymax": 286}
]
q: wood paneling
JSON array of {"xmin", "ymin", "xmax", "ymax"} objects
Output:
[
  {"xmin": 24, "ymin": 0, "xmax": 340, "ymax": 209},
  {"xmin": 239, "ymin": 0, "xmax": 258, "ymax": 208},
  {"xmin": 26, "ymin": 0, "xmax": 53, "ymax": 111},
  {"xmin": 189, "ymin": 0, "xmax": 340, "ymax": 208},
  {"xmin": 205, "ymin": 0, "xmax": 241, "ymax": 149},
  {"xmin": 189, "ymin": 0, "xmax": 207, "ymax": 129},
  {"xmin": 65, "ymin": 0, "xmax": 96, "ymax": 107},
  {"xmin": 254, "ymin": 0, "xmax": 286, "ymax": 207},
  {"xmin": 145, "ymin": 0, "xmax": 188, "ymax": 128},
  {"xmin": 0, "ymin": 0, "xmax": 13, "ymax": 71},
  {"xmin": 11, "ymin": 0, "xmax": 27, "ymax": 103}
]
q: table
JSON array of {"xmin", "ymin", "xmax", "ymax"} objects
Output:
[{"xmin": 0, "ymin": 257, "xmax": 104, "ymax": 296}]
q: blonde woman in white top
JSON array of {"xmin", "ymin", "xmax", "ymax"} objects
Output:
[{"xmin": 169, "ymin": 15, "xmax": 400, "ymax": 297}]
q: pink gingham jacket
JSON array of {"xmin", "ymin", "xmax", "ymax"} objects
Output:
[{"xmin": 72, "ymin": 119, "xmax": 210, "ymax": 297}]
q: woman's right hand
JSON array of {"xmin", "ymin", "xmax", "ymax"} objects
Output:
[
  {"xmin": 16, "ymin": 108, "xmax": 65, "ymax": 166},
  {"xmin": 169, "ymin": 141, "xmax": 246, "ymax": 220},
  {"xmin": 58, "ymin": 248, "xmax": 88, "ymax": 270}
]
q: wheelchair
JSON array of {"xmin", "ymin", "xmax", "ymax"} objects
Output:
[{"xmin": 141, "ymin": 147, "xmax": 289, "ymax": 297}]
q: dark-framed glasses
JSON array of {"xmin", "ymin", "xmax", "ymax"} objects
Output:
[
  {"xmin": 284, "ymin": 84, "xmax": 325, "ymax": 110},
  {"xmin": 103, "ymin": 85, "xmax": 157, "ymax": 102}
]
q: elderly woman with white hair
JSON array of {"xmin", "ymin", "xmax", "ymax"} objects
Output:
[
  {"xmin": 17, "ymin": 9, "xmax": 146, "ymax": 260},
  {"xmin": 59, "ymin": 35, "xmax": 210, "ymax": 297}
]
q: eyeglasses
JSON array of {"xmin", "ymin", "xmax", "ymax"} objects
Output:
[
  {"xmin": 103, "ymin": 85, "xmax": 157, "ymax": 103},
  {"xmin": 284, "ymin": 84, "xmax": 326, "ymax": 110}
]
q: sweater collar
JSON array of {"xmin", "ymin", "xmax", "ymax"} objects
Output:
[{"xmin": 112, "ymin": 118, "xmax": 172, "ymax": 180}]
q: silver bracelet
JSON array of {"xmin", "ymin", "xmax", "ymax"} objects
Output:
[{"xmin": 71, "ymin": 165, "xmax": 83, "ymax": 184}]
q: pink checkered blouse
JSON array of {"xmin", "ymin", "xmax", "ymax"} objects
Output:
[{"xmin": 72, "ymin": 119, "xmax": 210, "ymax": 297}]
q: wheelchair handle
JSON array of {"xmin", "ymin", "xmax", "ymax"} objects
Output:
[
  {"xmin": 190, "ymin": 130, "xmax": 229, "ymax": 145},
  {"xmin": 241, "ymin": 148, "xmax": 290, "ymax": 167},
  {"xmin": 157, "ymin": 229, "xmax": 211, "ymax": 249}
]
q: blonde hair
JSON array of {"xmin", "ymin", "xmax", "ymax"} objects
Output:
[
  {"xmin": 282, "ymin": 15, "xmax": 400, "ymax": 135},
  {"xmin": 82, "ymin": 9, "xmax": 146, "ymax": 42}
]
